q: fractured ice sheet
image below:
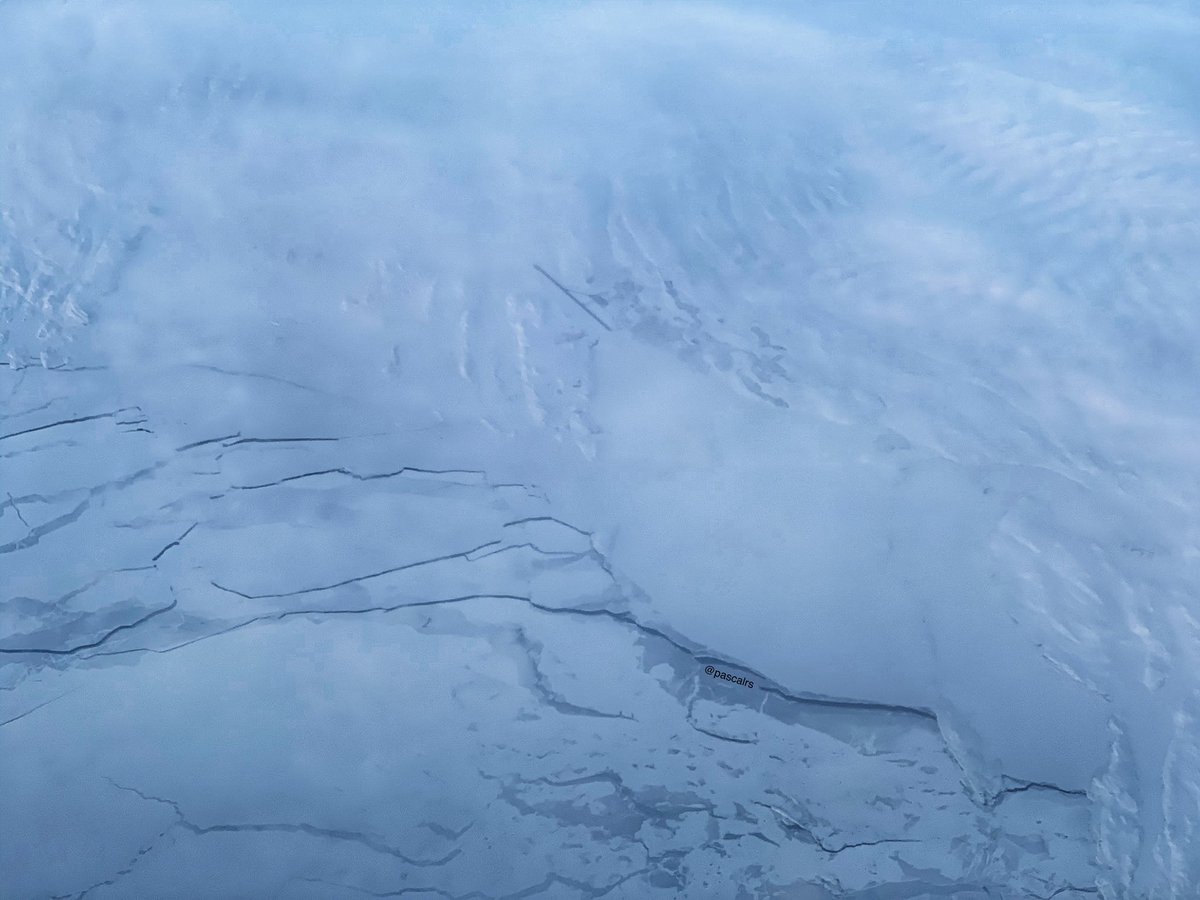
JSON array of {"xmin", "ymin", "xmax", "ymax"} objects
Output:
[{"xmin": 2, "ymin": 1, "xmax": 1199, "ymax": 898}]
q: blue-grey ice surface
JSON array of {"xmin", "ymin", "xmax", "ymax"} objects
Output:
[{"xmin": 1, "ymin": 1, "xmax": 1198, "ymax": 898}]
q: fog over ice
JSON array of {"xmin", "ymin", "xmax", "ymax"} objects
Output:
[{"xmin": 2, "ymin": 2, "xmax": 1198, "ymax": 897}]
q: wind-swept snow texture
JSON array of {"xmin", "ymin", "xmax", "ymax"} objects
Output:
[{"xmin": 2, "ymin": 2, "xmax": 1199, "ymax": 898}]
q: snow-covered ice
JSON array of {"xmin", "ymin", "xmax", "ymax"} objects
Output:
[{"xmin": 2, "ymin": 2, "xmax": 1199, "ymax": 897}]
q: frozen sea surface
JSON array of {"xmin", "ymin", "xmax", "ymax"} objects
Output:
[{"xmin": 2, "ymin": 2, "xmax": 1198, "ymax": 897}]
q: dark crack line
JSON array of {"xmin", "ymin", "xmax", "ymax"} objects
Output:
[
  {"xmin": 0, "ymin": 408, "xmax": 138, "ymax": 443},
  {"xmin": 502, "ymin": 516, "xmax": 622, "ymax": 589},
  {"xmin": 829, "ymin": 836, "xmax": 921, "ymax": 852},
  {"xmin": 533, "ymin": 264, "xmax": 613, "ymax": 332},
  {"xmin": 183, "ymin": 363, "xmax": 329, "ymax": 396},
  {"xmin": 685, "ymin": 692, "xmax": 756, "ymax": 744},
  {"xmin": 470, "ymin": 541, "xmax": 583, "ymax": 562},
  {"xmin": 104, "ymin": 778, "xmax": 460, "ymax": 867},
  {"xmin": 991, "ymin": 777, "xmax": 1089, "ymax": 807},
  {"xmin": 750, "ymin": 668, "xmax": 936, "ymax": 722},
  {"xmin": 502, "ymin": 515, "xmax": 592, "ymax": 538},
  {"xmin": 0, "ymin": 691, "xmax": 75, "ymax": 728},
  {"xmin": 752, "ymin": 801, "xmax": 917, "ymax": 855},
  {"xmin": 1035, "ymin": 886, "xmax": 1099, "ymax": 899},
  {"xmin": 1, "ymin": 462, "xmax": 166, "ymax": 555},
  {"xmin": 222, "ymin": 435, "xmax": 343, "ymax": 447},
  {"xmin": 56, "ymin": 505, "xmax": 1014, "ymax": 812},
  {"xmin": 67, "ymin": 820, "xmax": 174, "ymax": 900},
  {"xmin": 0, "ymin": 398, "xmax": 58, "ymax": 421},
  {"xmin": 5, "ymin": 491, "xmax": 29, "ymax": 527},
  {"xmin": 209, "ymin": 541, "xmax": 504, "ymax": 599},
  {"xmin": 98, "ymin": 584, "xmax": 939, "ymax": 730},
  {"xmin": 175, "ymin": 433, "xmax": 240, "ymax": 452},
  {"xmin": 82, "ymin": 593, "xmax": 540, "ymax": 662},
  {"xmin": 295, "ymin": 882, "xmax": 461, "ymax": 900},
  {"xmin": 232, "ymin": 465, "xmax": 517, "ymax": 492},
  {"xmin": 689, "ymin": 722, "xmax": 756, "ymax": 745},
  {"xmin": 3, "ymin": 361, "xmax": 107, "ymax": 373},
  {"xmin": 151, "ymin": 523, "xmax": 197, "ymax": 562},
  {"xmin": 531, "ymin": 600, "xmax": 938, "ymax": 723},
  {"xmin": 0, "ymin": 595, "xmax": 178, "ymax": 656},
  {"xmin": 299, "ymin": 867, "xmax": 648, "ymax": 900},
  {"xmin": 75, "ymin": 588, "xmax": 1074, "ymax": 822},
  {"xmin": 0, "ymin": 496, "xmax": 90, "ymax": 554},
  {"xmin": 512, "ymin": 626, "xmax": 635, "ymax": 721}
]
